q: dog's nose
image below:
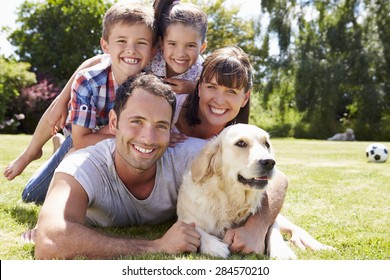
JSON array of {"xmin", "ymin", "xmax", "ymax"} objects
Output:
[{"xmin": 259, "ymin": 159, "xmax": 275, "ymax": 171}]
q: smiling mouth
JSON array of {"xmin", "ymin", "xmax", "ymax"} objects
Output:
[
  {"xmin": 123, "ymin": 57, "xmax": 140, "ymax": 64},
  {"xmin": 134, "ymin": 145, "xmax": 153, "ymax": 154},
  {"xmin": 237, "ymin": 174, "xmax": 269, "ymax": 189},
  {"xmin": 173, "ymin": 59, "xmax": 187, "ymax": 65},
  {"xmin": 210, "ymin": 106, "xmax": 227, "ymax": 115}
]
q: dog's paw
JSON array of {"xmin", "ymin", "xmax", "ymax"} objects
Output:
[
  {"xmin": 269, "ymin": 242, "xmax": 297, "ymax": 260},
  {"xmin": 267, "ymin": 222, "xmax": 297, "ymax": 260},
  {"xmin": 196, "ymin": 227, "xmax": 229, "ymax": 258},
  {"xmin": 200, "ymin": 236, "xmax": 230, "ymax": 258}
]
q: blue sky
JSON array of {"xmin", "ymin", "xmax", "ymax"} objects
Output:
[{"xmin": 0, "ymin": 0, "xmax": 261, "ymax": 57}]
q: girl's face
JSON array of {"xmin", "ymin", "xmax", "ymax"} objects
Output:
[
  {"xmin": 198, "ymin": 76, "xmax": 250, "ymax": 127},
  {"xmin": 161, "ymin": 23, "xmax": 207, "ymax": 78}
]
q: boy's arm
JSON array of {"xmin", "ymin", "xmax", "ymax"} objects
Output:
[
  {"xmin": 72, "ymin": 124, "xmax": 114, "ymax": 150},
  {"xmin": 48, "ymin": 55, "xmax": 104, "ymax": 134},
  {"xmin": 35, "ymin": 172, "xmax": 200, "ymax": 259},
  {"xmin": 70, "ymin": 59, "xmax": 114, "ymax": 150}
]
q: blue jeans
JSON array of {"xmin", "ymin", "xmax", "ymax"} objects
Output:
[{"xmin": 22, "ymin": 136, "xmax": 73, "ymax": 204}]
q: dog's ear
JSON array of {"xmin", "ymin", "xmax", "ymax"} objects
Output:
[{"xmin": 191, "ymin": 137, "xmax": 222, "ymax": 184}]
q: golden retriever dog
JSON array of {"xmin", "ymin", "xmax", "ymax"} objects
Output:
[{"xmin": 177, "ymin": 124, "xmax": 296, "ymax": 259}]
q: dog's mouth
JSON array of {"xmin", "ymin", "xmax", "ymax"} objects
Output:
[{"xmin": 237, "ymin": 174, "xmax": 269, "ymax": 189}]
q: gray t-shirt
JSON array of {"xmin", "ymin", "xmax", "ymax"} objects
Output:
[{"xmin": 55, "ymin": 137, "xmax": 206, "ymax": 227}]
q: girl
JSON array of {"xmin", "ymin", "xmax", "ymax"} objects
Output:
[{"xmin": 149, "ymin": 0, "xmax": 207, "ymax": 93}]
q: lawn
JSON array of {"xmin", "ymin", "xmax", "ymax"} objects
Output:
[{"xmin": 0, "ymin": 134, "xmax": 389, "ymax": 260}]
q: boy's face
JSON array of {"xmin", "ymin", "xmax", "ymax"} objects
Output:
[
  {"xmin": 161, "ymin": 23, "xmax": 207, "ymax": 78},
  {"xmin": 101, "ymin": 22, "xmax": 155, "ymax": 84}
]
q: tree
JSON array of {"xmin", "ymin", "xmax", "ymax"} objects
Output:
[
  {"xmin": 194, "ymin": 0, "xmax": 256, "ymax": 52},
  {"xmin": 259, "ymin": 0, "xmax": 390, "ymax": 140},
  {"xmin": 0, "ymin": 57, "xmax": 36, "ymax": 127},
  {"xmin": 8, "ymin": 0, "xmax": 111, "ymax": 86}
]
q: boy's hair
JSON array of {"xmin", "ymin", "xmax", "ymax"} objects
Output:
[
  {"xmin": 102, "ymin": 1, "xmax": 157, "ymax": 44},
  {"xmin": 153, "ymin": 0, "xmax": 207, "ymax": 43},
  {"xmin": 114, "ymin": 74, "xmax": 176, "ymax": 123},
  {"xmin": 185, "ymin": 46, "xmax": 253, "ymax": 127}
]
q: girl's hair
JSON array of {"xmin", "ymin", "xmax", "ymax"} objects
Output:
[
  {"xmin": 153, "ymin": 0, "xmax": 207, "ymax": 43},
  {"xmin": 185, "ymin": 46, "xmax": 253, "ymax": 127},
  {"xmin": 102, "ymin": 2, "xmax": 157, "ymax": 45},
  {"xmin": 114, "ymin": 74, "xmax": 176, "ymax": 123}
]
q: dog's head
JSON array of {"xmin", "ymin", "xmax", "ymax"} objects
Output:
[{"xmin": 191, "ymin": 124, "xmax": 275, "ymax": 191}]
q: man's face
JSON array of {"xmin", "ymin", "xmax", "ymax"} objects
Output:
[{"xmin": 111, "ymin": 88, "xmax": 172, "ymax": 173}]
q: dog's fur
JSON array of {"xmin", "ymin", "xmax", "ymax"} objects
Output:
[{"xmin": 177, "ymin": 124, "xmax": 296, "ymax": 259}]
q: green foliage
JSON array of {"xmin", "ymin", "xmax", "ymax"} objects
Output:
[
  {"xmin": 1, "ymin": 135, "xmax": 389, "ymax": 259},
  {"xmin": 0, "ymin": 57, "xmax": 36, "ymax": 125},
  {"xmin": 3, "ymin": 0, "xmax": 390, "ymax": 139},
  {"xmin": 259, "ymin": 0, "xmax": 390, "ymax": 140},
  {"xmin": 195, "ymin": 0, "xmax": 256, "ymax": 52},
  {"xmin": 8, "ymin": 0, "xmax": 112, "ymax": 85}
]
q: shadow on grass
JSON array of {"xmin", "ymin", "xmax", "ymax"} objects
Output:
[
  {"xmin": 7, "ymin": 204, "xmax": 39, "ymax": 228},
  {"xmin": 106, "ymin": 219, "xmax": 269, "ymax": 260}
]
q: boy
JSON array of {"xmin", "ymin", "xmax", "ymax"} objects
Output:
[{"xmin": 21, "ymin": 1, "xmax": 157, "ymax": 204}]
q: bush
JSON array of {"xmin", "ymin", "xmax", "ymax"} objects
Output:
[
  {"xmin": 9, "ymin": 79, "xmax": 60, "ymax": 134},
  {"xmin": 0, "ymin": 57, "xmax": 36, "ymax": 126}
]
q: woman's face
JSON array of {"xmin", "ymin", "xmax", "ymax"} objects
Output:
[{"xmin": 198, "ymin": 76, "xmax": 250, "ymax": 127}]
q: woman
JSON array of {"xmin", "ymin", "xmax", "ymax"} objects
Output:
[{"xmin": 170, "ymin": 45, "xmax": 333, "ymax": 254}]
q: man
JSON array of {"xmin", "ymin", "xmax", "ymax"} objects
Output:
[{"xmin": 35, "ymin": 74, "xmax": 282, "ymax": 259}]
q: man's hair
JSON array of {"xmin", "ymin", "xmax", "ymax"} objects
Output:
[
  {"xmin": 153, "ymin": 0, "xmax": 207, "ymax": 43},
  {"xmin": 185, "ymin": 46, "xmax": 253, "ymax": 127},
  {"xmin": 114, "ymin": 74, "xmax": 176, "ymax": 123},
  {"xmin": 102, "ymin": 1, "xmax": 157, "ymax": 44}
]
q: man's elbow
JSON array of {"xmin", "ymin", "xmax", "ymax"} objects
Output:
[
  {"xmin": 35, "ymin": 237, "xmax": 59, "ymax": 259},
  {"xmin": 34, "ymin": 231, "xmax": 70, "ymax": 260}
]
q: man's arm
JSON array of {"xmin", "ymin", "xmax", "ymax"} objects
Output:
[
  {"xmin": 223, "ymin": 169, "xmax": 288, "ymax": 254},
  {"xmin": 35, "ymin": 172, "xmax": 200, "ymax": 259}
]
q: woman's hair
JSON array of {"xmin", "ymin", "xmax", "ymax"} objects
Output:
[
  {"xmin": 114, "ymin": 74, "xmax": 176, "ymax": 123},
  {"xmin": 185, "ymin": 46, "xmax": 253, "ymax": 127},
  {"xmin": 153, "ymin": 0, "xmax": 207, "ymax": 43},
  {"xmin": 102, "ymin": 2, "xmax": 157, "ymax": 45}
]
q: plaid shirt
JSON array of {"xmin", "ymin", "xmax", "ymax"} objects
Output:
[{"xmin": 68, "ymin": 56, "xmax": 118, "ymax": 131}]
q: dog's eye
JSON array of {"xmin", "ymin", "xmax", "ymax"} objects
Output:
[
  {"xmin": 264, "ymin": 141, "xmax": 270, "ymax": 149},
  {"xmin": 235, "ymin": 140, "xmax": 247, "ymax": 148}
]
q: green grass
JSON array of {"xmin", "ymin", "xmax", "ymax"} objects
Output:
[{"xmin": 0, "ymin": 135, "xmax": 389, "ymax": 260}]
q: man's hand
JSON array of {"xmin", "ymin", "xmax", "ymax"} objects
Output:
[
  {"xmin": 157, "ymin": 222, "xmax": 200, "ymax": 254},
  {"xmin": 223, "ymin": 214, "xmax": 268, "ymax": 255}
]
